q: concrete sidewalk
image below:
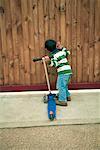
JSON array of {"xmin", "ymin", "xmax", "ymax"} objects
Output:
[{"xmin": 0, "ymin": 89, "xmax": 100, "ymax": 128}]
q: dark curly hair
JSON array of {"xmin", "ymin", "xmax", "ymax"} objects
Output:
[{"xmin": 45, "ymin": 39, "xmax": 56, "ymax": 52}]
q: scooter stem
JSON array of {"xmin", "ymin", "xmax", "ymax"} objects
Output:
[{"xmin": 42, "ymin": 58, "xmax": 51, "ymax": 93}]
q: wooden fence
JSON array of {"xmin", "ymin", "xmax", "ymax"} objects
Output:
[{"xmin": 0, "ymin": 0, "xmax": 100, "ymax": 90}]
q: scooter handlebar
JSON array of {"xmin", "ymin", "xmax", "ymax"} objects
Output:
[{"xmin": 32, "ymin": 57, "xmax": 42, "ymax": 62}]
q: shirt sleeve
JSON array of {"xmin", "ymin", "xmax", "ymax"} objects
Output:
[
  {"xmin": 62, "ymin": 47, "xmax": 70, "ymax": 57},
  {"xmin": 49, "ymin": 56, "xmax": 58, "ymax": 67}
]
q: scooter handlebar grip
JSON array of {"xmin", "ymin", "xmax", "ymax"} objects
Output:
[{"xmin": 32, "ymin": 57, "xmax": 42, "ymax": 62}]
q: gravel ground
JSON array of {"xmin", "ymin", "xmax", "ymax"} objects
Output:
[{"xmin": 0, "ymin": 124, "xmax": 100, "ymax": 150}]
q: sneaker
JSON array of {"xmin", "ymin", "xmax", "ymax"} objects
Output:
[
  {"xmin": 67, "ymin": 96, "xmax": 71, "ymax": 101},
  {"xmin": 55, "ymin": 100, "xmax": 68, "ymax": 106}
]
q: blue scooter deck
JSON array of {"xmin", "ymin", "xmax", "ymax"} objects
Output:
[{"xmin": 47, "ymin": 93, "xmax": 56, "ymax": 121}]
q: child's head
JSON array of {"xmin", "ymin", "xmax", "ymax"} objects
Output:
[{"xmin": 45, "ymin": 39, "xmax": 56, "ymax": 52}]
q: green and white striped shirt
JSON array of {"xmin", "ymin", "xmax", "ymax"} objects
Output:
[{"xmin": 49, "ymin": 48, "xmax": 72, "ymax": 75}]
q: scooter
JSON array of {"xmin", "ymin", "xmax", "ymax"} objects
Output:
[{"xmin": 32, "ymin": 57, "xmax": 56, "ymax": 121}]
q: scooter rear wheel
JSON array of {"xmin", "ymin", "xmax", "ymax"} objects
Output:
[{"xmin": 49, "ymin": 114, "xmax": 54, "ymax": 121}]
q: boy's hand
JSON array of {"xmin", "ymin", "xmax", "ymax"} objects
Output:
[{"xmin": 42, "ymin": 56, "xmax": 50, "ymax": 61}]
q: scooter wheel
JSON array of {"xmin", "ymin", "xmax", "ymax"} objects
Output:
[
  {"xmin": 49, "ymin": 114, "xmax": 54, "ymax": 121},
  {"xmin": 43, "ymin": 95, "xmax": 48, "ymax": 103}
]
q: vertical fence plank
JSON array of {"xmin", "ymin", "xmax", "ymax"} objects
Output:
[
  {"xmin": 17, "ymin": 22, "xmax": 25, "ymax": 85},
  {"xmin": 48, "ymin": 0, "xmax": 56, "ymax": 39},
  {"xmin": 94, "ymin": 0, "xmax": 100, "ymax": 81},
  {"xmin": 82, "ymin": 0, "xmax": 89, "ymax": 82},
  {"xmin": 27, "ymin": 0, "xmax": 36, "ymax": 84},
  {"xmin": 65, "ymin": 0, "xmax": 72, "ymax": 68},
  {"xmin": 49, "ymin": 0, "xmax": 57, "ymax": 85},
  {"xmin": 60, "ymin": 0, "xmax": 66, "ymax": 45},
  {"xmin": 55, "ymin": 0, "xmax": 60, "ymax": 41},
  {"xmin": 0, "ymin": 19, "xmax": 3, "ymax": 85},
  {"xmin": 71, "ymin": 0, "xmax": 77, "ymax": 82},
  {"xmin": 5, "ymin": 0, "xmax": 14, "ymax": 85},
  {"xmin": 0, "ymin": 31, "xmax": 3, "ymax": 85},
  {"xmin": 80, "ymin": 0, "xmax": 85, "ymax": 83},
  {"xmin": 21, "ymin": 0, "xmax": 31, "ymax": 85},
  {"xmin": 0, "ymin": 0, "xmax": 3, "ymax": 85},
  {"xmin": 10, "ymin": 0, "xmax": 20, "ymax": 84},
  {"xmin": 32, "ymin": 0, "xmax": 41, "ymax": 84},
  {"xmin": 89, "ymin": 0, "xmax": 95, "ymax": 82},
  {"xmin": 0, "ymin": 0, "xmax": 9, "ymax": 85},
  {"xmin": 16, "ymin": 0, "xmax": 25, "ymax": 84},
  {"xmin": 38, "ymin": 0, "xmax": 45, "ymax": 54},
  {"xmin": 38, "ymin": 0, "xmax": 45, "ymax": 83},
  {"xmin": 76, "ymin": 0, "xmax": 82, "ymax": 82},
  {"xmin": 43, "ymin": 0, "xmax": 49, "ymax": 42}
]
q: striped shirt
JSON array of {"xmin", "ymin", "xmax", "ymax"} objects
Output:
[{"xmin": 49, "ymin": 48, "xmax": 72, "ymax": 75}]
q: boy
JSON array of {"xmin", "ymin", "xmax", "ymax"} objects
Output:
[{"xmin": 45, "ymin": 39, "xmax": 72, "ymax": 106}]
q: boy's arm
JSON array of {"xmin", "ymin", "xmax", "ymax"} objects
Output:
[
  {"xmin": 49, "ymin": 56, "xmax": 58, "ymax": 67},
  {"xmin": 62, "ymin": 47, "xmax": 70, "ymax": 57},
  {"xmin": 43, "ymin": 55, "xmax": 58, "ymax": 67},
  {"xmin": 43, "ymin": 53, "xmax": 58, "ymax": 67}
]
